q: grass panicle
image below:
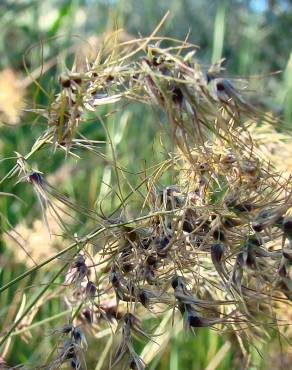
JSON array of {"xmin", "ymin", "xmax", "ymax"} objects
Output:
[{"xmin": 1, "ymin": 27, "xmax": 292, "ymax": 369}]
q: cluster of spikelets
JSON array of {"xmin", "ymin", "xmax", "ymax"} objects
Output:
[{"xmin": 1, "ymin": 28, "xmax": 292, "ymax": 370}]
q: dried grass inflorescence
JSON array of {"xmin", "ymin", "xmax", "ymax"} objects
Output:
[{"xmin": 1, "ymin": 28, "xmax": 292, "ymax": 369}]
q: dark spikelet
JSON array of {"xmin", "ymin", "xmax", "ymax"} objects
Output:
[
  {"xmin": 211, "ymin": 243, "xmax": 224, "ymax": 264},
  {"xmin": 283, "ymin": 217, "xmax": 292, "ymax": 239}
]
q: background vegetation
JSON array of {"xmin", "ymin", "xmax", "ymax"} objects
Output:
[{"xmin": 0, "ymin": 1, "xmax": 292, "ymax": 369}]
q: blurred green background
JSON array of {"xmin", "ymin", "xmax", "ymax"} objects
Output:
[{"xmin": 0, "ymin": 0, "xmax": 292, "ymax": 369}]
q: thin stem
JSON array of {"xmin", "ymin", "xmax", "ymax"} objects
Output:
[
  {"xmin": 0, "ymin": 132, "xmax": 52, "ymax": 186},
  {"xmin": 9, "ymin": 309, "xmax": 71, "ymax": 338},
  {"xmin": 0, "ymin": 263, "xmax": 67, "ymax": 347},
  {"xmin": 0, "ymin": 209, "xmax": 180, "ymax": 295}
]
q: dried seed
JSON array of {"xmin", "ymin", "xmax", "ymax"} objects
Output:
[
  {"xmin": 213, "ymin": 227, "xmax": 225, "ymax": 241},
  {"xmin": 283, "ymin": 217, "xmax": 292, "ymax": 239},
  {"xmin": 171, "ymin": 275, "xmax": 185, "ymax": 290},
  {"xmin": 85, "ymin": 281, "xmax": 97, "ymax": 299}
]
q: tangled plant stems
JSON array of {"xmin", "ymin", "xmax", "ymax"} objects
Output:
[{"xmin": 1, "ymin": 21, "xmax": 292, "ymax": 369}]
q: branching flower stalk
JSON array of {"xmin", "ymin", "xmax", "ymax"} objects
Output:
[{"xmin": 1, "ymin": 23, "xmax": 292, "ymax": 369}]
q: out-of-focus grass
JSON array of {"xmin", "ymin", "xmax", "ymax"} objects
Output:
[
  {"xmin": 212, "ymin": 1, "xmax": 227, "ymax": 64},
  {"xmin": 0, "ymin": 1, "xmax": 292, "ymax": 369},
  {"xmin": 282, "ymin": 52, "xmax": 292, "ymax": 124}
]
